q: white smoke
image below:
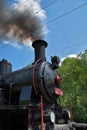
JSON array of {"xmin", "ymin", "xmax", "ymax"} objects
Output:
[
  {"xmin": 12, "ymin": 0, "xmax": 46, "ymax": 20},
  {"xmin": 0, "ymin": 0, "xmax": 47, "ymax": 47}
]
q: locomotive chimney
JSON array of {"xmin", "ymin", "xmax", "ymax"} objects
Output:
[{"xmin": 32, "ymin": 40, "xmax": 48, "ymax": 62}]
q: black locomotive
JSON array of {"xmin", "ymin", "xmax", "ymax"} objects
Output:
[{"xmin": 0, "ymin": 40, "xmax": 63, "ymax": 130}]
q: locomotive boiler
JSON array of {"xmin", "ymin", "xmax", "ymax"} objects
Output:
[{"xmin": 0, "ymin": 40, "xmax": 63, "ymax": 130}]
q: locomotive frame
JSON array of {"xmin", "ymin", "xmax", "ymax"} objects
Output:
[{"xmin": 0, "ymin": 40, "xmax": 63, "ymax": 130}]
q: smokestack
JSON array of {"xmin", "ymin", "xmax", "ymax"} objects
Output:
[{"xmin": 32, "ymin": 40, "xmax": 48, "ymax": 62}]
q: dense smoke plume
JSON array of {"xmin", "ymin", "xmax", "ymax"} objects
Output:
[{"xmin": 0, "ymin": 0, "xmax": 46, "ymax": 46}]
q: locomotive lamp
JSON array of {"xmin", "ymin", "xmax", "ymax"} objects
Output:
[{"xmin": 51, "ymin": 56, "xmax": 60, "ymax": 69}]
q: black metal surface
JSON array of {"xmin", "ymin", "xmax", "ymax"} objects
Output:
[
  {"xmin": 32, "ymin": 40, "xmax": 48, "ymax": 61},
  {"xmin": 0, "ymin": 109, "xmax": 28, "ymax": 130},
  {"xmin": 0, "ymin": 40, "xmax": 61, "ymax": 130}
]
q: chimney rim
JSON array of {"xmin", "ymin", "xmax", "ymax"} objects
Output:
[{"xmin": 32, "ymin": 39, "xmax": 48, "ymax": 48}]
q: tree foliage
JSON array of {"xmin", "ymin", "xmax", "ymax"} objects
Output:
[{"xmin": 57, "ymin": 50, "xmax": 87, "ymax": 122}]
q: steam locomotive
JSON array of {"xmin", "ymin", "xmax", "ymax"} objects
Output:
[{"xmin": 0, "ymin": 40, "xmax": 64, "ymax": 130}]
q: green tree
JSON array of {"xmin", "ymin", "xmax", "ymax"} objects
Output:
[{"xmin": 57, "ymin": 51, "xmax": 87, "ymax": 122}]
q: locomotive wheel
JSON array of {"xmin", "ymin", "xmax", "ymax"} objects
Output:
[{"xmin": 45, "ymin": 122, "xmax": 54, "ymax": 130}]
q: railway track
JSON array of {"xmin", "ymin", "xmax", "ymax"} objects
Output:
[{"xmin": 54, "ymin": 122, "xmax": 87, "ymax": 130}]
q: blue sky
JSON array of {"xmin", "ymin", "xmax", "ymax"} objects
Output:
[{"xmin": 0, "ymin": 0, "xmax": 87, "ymax": 70}]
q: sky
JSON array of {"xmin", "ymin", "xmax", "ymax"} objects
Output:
[{"xmin": 0, "ymin": 0, "xmax": 87, "ymax": 70}]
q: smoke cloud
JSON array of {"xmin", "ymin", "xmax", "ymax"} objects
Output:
[{"xmin": 0, "ymin": 0, "xmax": 47, "ymax": 46}]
